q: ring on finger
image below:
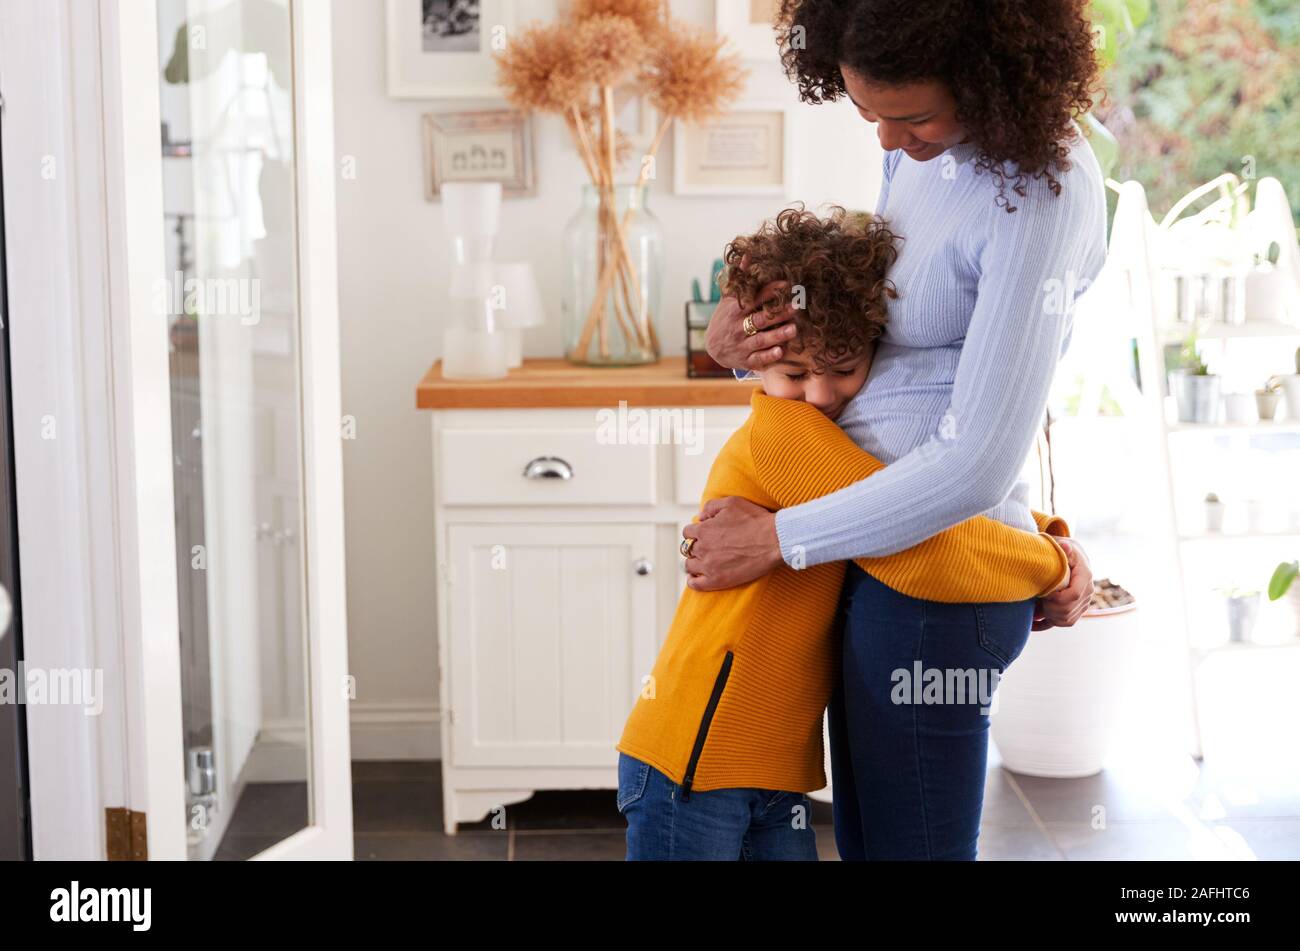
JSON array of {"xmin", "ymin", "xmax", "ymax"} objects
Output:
[
  {"xmin": 679, "ymin": 537, "xmax": 696, "ymax": 558},
  {"xmin": 742, "ymin": 314, "xmax": 758, "ymax": 337}
]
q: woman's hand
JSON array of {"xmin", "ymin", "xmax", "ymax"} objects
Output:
[
  {"xmin": 1033, "ymin": 537, "xmax": 1092, "ymax": 630},
  {"xmin": 681, "ymin": 497, "xmax": 785, "ymax": 591},
  {"xmin": 705, "ymin": 253, "xmax": 800, "ymax": 372}
]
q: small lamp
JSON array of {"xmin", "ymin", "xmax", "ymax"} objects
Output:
[{"xmin": 491, "ymin": 261, "xmax": 546, "ymax": 369}]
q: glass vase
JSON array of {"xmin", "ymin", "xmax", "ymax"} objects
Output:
[{"xmin": 562, "ymin": 182, "xmax": 663, "ymax": 366}]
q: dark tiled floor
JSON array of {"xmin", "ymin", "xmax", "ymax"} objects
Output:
[
  {"xmin": 345, "ymin": 758, "xmax": 1300, "ymax": 861},
  {"xmin": 214, "ymin": 782, "xmax": 309, "ymax": 861}
]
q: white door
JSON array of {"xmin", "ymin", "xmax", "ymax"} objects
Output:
[
  {"xmin": 113, "ymin": 0, "xmax": 352, "ymax": 860},
  {"xmin": 446, "ymin": 524, "xmax": 657, "ymax": 768}
]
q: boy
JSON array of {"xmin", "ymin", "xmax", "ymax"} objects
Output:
[{"xmin": 616, "ymin": 205, "xmax": 1072, "ymax": 860}]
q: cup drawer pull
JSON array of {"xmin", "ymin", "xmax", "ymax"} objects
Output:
[{"xmin": 522, "ymin": 456, "xmax": 574, "ymax": 481}]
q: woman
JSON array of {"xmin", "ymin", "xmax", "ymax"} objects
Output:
[{"xmin": 687, "ymin": 0, "xmax": 1105, "ymax": 860}]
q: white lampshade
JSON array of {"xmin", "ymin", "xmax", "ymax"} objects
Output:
[
  {"xmin": 441, "ymin": 182, "xmax": 502, "ymax": 238},
  {"xmin": 491, "ymin": 261, "xmax": 546, "ymax": 330}
]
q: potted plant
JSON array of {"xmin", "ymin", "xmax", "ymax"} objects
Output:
[
  {"xmin": 1256, "ymin": 376, "xmax": 1283, "ymax": 421},
  {"xmin": 1168, "ymin": 331, "xmax": 1221, "ymax": 423},
  {"xmin": 1220, "ymin": 586, "xmax": 1261, "ymax": 644},
  {"xmin": 990, "ymin": 579, "xmax": 1139, "ymax": 778},
  {"xmin": 1284, "ymin": 352, "xmax": 1300, "ymax": 421},
  {"xmin": 1204, "ymin": 492, "xmax": 1226, "ymax": 533},
  {"xmin": 1270, "ymin": 559, "xmax": 1300, "ymax": 637}
]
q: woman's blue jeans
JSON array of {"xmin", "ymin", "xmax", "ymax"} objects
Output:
[
  {"xmin": 829, "ymin": 563, "xmax": 1035, "ymax": 861},
  {"xmin": 617, "ymin": 753, "xmax": 819, "ymax": 861}
]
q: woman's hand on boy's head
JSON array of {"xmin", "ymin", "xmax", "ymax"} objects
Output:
[
  {"xmin": 706, "ymin": 255, "xmax": 800, "ymax": 373},
  {"xmin": 681, "ymin": 497, "xmax": 785, "ymax": 591}
]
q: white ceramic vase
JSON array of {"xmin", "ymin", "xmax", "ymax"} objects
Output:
[{"xmin": 989, "ymin": 608, "xmax": 1139, "ymax": 778}]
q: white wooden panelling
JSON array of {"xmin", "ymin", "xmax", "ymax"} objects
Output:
[
  {"xmin": 446, "ymin": 523, "xmax": 655, "ymax": 769},
  {"xmin": 670, "ymin": 411, "xmax": 750, "ymax": 506}
]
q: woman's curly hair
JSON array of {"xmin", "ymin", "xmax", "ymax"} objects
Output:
[
  {"xmin": 775, "ymin": 0, "xmax": 1101, "ymax": 212},
  {"xmin": 719, "ymin": 204, "xmax": 899, "ymax": 370}
]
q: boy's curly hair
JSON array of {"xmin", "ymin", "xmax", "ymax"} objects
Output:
[
  {"xmin": 719, "ymin": 204, "xmax": 898, "ymax": 370},
  {"xmin": 774, "ymin": 0, "xmax": 1100, "ymax": 212}
]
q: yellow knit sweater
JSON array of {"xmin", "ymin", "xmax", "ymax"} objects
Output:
[{"xmin": 617, "ymin": 389, "xmax": 1071, "ymax": 795}]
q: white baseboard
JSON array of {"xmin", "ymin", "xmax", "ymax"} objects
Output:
[{"xmin": 348, "ymin": 700, "xmax": 441, "ymax": 761}]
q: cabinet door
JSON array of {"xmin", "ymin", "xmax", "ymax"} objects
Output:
[{"xmin": 446, "ymin": 523, "xmax": 657, "ymax": 767}]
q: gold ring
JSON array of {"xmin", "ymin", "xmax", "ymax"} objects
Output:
[
  {"xmin": 679, "ymin": 537, "xmax": 696, "ymax": 558},
  {"xmin": 742, "ymin": 314, "xmax": 758, "ymax": 337}
]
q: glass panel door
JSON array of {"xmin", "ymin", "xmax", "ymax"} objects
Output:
[
  {"xmin": 0, "ymin": 108, "xmax": 29, "ymax": 862},
  {"xmin": 156, "ymin": 0, "xmax": 310, "ymax": 861}
]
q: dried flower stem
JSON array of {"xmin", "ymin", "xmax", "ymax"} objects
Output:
[{"xmin": 573, "ymin": 86, "xmax": 655, "ymax": 361}]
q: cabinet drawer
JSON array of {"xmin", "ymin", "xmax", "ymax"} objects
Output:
[
  {"xmin": 671, "ymin": 412, "xmax": 750, "ymax": 506},
  {"xmin": 438, "ymin": 427, "xmax": 656, "ymax": 506}
]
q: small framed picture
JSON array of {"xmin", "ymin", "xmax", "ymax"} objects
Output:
[
  {"xmin": 715, "ymin": 0, "xmax": 782, "ymax": 61},
  {"xmin": 387, "ymin": 0, "xmax": 516, "ymax": 98},
  {"xmin": 673, "ymin": 103, "xmax": 794, "ymax": 197},
  {"xmin": 422, "ymin": 110, "xmax": 536, "ymax": 199}
]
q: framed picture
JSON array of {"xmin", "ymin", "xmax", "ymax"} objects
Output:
[
  {"xmin": 387, "ymin": 0, "xmax": 516, "ymax": 98},
  {"xmin": 422, "ymin": 110, "xmax": 536, "ymax": 199},
  {"xmin": 714, "ymin": 0, "xmax": 782, "ymax": 61},
  {"xmin": 673, "ymin": 103, "xmax": 794, "ymax": 197}
]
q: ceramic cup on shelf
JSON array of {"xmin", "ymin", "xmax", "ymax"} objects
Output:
[
  {"xmin": 1204, "ymin": 496, "xmax": 1226, "ymax": 533},
  {"xmin": 1225, "ymin": 590, "xmax": 1261, "ymax": 644},
  {"xmin": 1222, "ymin": 392, "xmax": 1256, "ymax": 424}
]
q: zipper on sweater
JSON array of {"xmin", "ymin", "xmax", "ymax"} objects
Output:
[{"xmin": 680, "ymin": 651, "xmax": 734, "ymax": 802}]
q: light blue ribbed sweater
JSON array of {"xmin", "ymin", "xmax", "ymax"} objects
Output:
[{"xmin": 735, "ymin": 133, "xmax": 1107, "ymax": 566}]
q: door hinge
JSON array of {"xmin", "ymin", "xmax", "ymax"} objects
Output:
[{"xmin": 105, "ymin": 808, "xmax": 148, "ymax": 861}]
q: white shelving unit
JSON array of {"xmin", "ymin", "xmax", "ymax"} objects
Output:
[{"xmin": 1119, "ymin": 181, "xmax": 1300, "ymax": 758}]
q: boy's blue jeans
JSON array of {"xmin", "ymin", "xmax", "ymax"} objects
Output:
[{"xmin": 617, "ymin": 752, "xmax": 819, "ymax": 861}]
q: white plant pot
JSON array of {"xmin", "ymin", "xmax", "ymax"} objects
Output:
[
  {"xmin": 1256, "ymin": 389, "xmax": 1281, "ymax": 421},
  {"xmin": 1169, "ymin": 371, "xmax": 1221, "ymax": 424},
  {"xmin": 1226, "ymin": 592, "xmax": 1260, "ymax": 643},
  {"xmin": 1223, "ymin": 392, "xmax": 1256, "ymax": 423},
  {"xmin": 1204, "ymin": 501, "xmax": 1226, "ymax": 533},
  {"xmin": 1244, "ymin": 264, "xmax": 1288, "ymax": 323},
  {"xmin": 989, "ymin": 608, "xmax": 1139, "ymax": 778},
  {"xmin": 1279, "ymin": 374, "xmax": 1300, "ymax": 421}
]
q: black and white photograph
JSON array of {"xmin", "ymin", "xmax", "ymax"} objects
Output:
[
  {"xmin": 421, "ymin": 0, "xmax": 481, "ymax": 53},
  {"xmin": 387, "ymin": 0, "xmax": 513, "ymax": 98}
]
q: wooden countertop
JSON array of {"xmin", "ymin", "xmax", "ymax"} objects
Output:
[{"xmin": 416, "ymin": 356, "xmax": 759, "ymax": 409}]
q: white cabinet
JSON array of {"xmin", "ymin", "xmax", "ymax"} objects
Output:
[
  {"xmin": 429, "ymin": 403, "xmax": 750, "ymax": 833},
  {"xmin": 445, "ymin": 522, "xmax": 656, "ymax": 768}
]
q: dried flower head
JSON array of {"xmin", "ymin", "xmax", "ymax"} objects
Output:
[
  {"xmin": 494, "ymin": 21, "xmax": 578, "ymax": 112},
  {"xmin": 570, "ymin": 13, "xmax": 647, "ymax": 88},
  {"xmin": 642, "ymin": 22, "xmax": 746, "ymax": 123},
  {"xmin": 569, "ymin": 0, "xmax": 667, "ymax": 39}
]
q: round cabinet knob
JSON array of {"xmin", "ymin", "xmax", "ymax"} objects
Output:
[
  {"xmin": 633, "ymin": 558, "xmax": 653, "ymax": 576},
  {"xmin": 522, "ymin": 456, "xmax": 574, "ymax": 481}
]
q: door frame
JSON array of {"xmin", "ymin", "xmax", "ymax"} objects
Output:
[{"xmin": 0, "ymin": 0, "xmax": 352, "ymax": 859}]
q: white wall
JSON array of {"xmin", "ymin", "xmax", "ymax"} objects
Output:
[{"xmin": 331, "ymin": 0, "xmax": 884, "ymax": 757}]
